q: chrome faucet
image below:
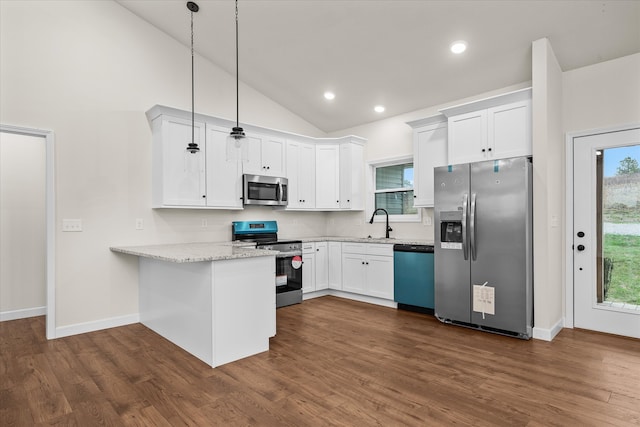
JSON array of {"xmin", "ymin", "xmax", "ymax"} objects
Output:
[{"xmin": 369, "ymin": 208, "xmax": 392, "ymax": 238}]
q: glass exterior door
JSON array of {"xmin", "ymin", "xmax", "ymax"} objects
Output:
[{"xmin": 573, "ymin": 128, "xmax": 640, "ymax": 338}]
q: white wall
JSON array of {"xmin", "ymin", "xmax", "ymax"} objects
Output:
[
  {"xmin": 0, "ymin": 0, "xmax": 327, "ymax": 331},
  {"xmin": 0, "ymin": 133, "xmax": 46, "ymax": 315},
  {"xmin": 531, "ymin": 38, "xmax": 564, "ymax": 339},
  {"xmin": 563, "ymin": 53, "xmax": 640, "ymax": 133}
]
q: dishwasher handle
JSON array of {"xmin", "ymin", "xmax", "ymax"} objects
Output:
[{"xmin": 393, "ymin": 244, "xmax": 434, "ymax": 253}]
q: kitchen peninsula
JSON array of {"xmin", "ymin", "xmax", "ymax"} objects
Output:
[{"xmin": 110, "ymin": 242, "xmax": 276, "ymax": 368}]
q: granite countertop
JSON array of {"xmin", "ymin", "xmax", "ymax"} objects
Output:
[
  {"xmin": 110, "ymin": 242, "xmax": 276, "ymax": 263},
  {"xmin": 300, "ymin": 236, "xmax": 435, "ymax": 246}
]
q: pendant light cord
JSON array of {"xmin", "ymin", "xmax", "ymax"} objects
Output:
[
  {"xmin": 235, "ymin": 0, "xmax": 240, "ymax": 129},
  {"xmin": 191, "ymin": 8, "xmax": 195, "ymax": 147}
]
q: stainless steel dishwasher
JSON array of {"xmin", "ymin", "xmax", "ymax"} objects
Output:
[{"xmin": 393, "ymin": 244, "xmax": 435, "ymax": 314}]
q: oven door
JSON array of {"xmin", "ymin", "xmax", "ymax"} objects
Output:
[{"xmin": 275, "ymin": 252, "xmax": 302, "ymax": 293}]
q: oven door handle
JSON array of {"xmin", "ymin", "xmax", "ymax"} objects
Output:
[{"xmin": 275, "ymin": 251, "xmax": 302, "ymax": 258}]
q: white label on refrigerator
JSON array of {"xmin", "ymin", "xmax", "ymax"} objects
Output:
[
  {"xmin": 440, "ymin": 242, "xmax": 463, "ymax": 250},
  {"xmin": 473, "ymin": 285, "xmax": 495, "ymax": 316}
]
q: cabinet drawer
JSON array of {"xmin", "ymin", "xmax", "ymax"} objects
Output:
[
  {"xmin": 366, "ymin": 244, "xmax": 393, "ymax": 257},
  {"xmin": 302, "ymin": 242, "xmax": 315, "ymax": 253},
  {"xmin": 342, "ymin": 242, "xmax": 366, "ymax": 254},
  {"xmin": 342, "ymin": 242, "xmax": 392, "ymax": 256}
]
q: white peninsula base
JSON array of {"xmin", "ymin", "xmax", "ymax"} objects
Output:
[{"xmin": 139, "ymin": 255, "xmax": 275, "ymax": 368}]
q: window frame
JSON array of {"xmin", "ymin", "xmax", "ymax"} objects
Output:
[{"xmin": 368, "ymin": 155, "xmax": 421, "ymax": 224}]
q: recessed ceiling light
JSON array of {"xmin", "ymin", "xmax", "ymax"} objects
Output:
[
  {"xmin": 324, "ymin": 91, "xmax": 335, "ymax": 100},
  {"xmin": 374, "ymin": 105, "xmax": 385, "ymax": 113},
  {"xmin": 450, "ymin": 40, "xmax": 467, "ymax": 54}
]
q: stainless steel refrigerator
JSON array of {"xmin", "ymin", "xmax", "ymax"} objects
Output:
[{"xmin": 434, "ymin": 156, "xmax": 533, "ymax": 339}]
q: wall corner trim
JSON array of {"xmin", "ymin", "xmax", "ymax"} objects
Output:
[{"xmin": 532, "ymin": 318, "xmax": 564, "ymax": 341}]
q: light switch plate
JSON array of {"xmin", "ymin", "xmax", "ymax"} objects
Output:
[
  {"xmin": 62, "ymin": 219, "xmax": 82, "ymax": 232},
  {"xmin": 135, "ymin": 218, "xmax": 144, "ymax": 230}
]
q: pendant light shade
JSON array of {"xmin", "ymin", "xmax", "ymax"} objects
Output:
[
  {"xmin": 186, "ymin": 1, "xmax": 200, "ymax": 154},
  {"xmin": 226, "ymin": 0, "xmax": 248, "ymax": 162}
]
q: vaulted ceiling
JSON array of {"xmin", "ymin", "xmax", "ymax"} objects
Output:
[{"xmin": 117, "ymin": 0, "xmax": 640, "ymax": 132}]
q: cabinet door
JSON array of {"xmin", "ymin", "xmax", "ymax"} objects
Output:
[
  {"xmin": 261, "ymin": 136, "xmax": 285, "ymax": 177},
  {"xmin": 328, "ymin": 242, "xmax": 342, "ymax": 290},
  {"xmin": 339, "ymin": 143, "xmax": 364, "ymax": 210},
  {"xmin": 315, "ymin": 242, "xmax": 328, "ymax": 290},
  {"xmin": 341, "ymin": 253, "xmax": 366, "ymax": 294},
  {"xmin": 285, "ymin": 141, "xmax": 302, "ymax": 209},
  {"xmin": 159, "ymin": 117, "xmax": 206, "ymax": 206},
  {"xmin": 315, "ymin": 144, "xmax": 340, "ymax": 209},
  {"xmin": 448, "ymin": 110, "xmax": 487, "ymax": 165},
  {"xmin": 299, "ymin": 142, "xmax": 316, "ymax": 208},
  {"xmin": 487, "ymin": 99, "xmax": 532, "ymax": 159},
  {"xmin": 205, "ymin": 125, "xmax": 243, "ymax": 208},
  {"xmin": 414, "ymin": 122, "xmax": 447, "ymax": 207},
  {"xmin": 365, "ymin": 255, "xmax": 394, "ymax": 299},
  {"xmin": 302, "ymin": 253, "xmax": 315, "ymax": 293},
  {"xmin": 287, "ymin": 140, "xmax": 316, "ymax": 209},
  {"xmin": 243, "ymin": 135, "xmax": 264, "ymax": 176}
]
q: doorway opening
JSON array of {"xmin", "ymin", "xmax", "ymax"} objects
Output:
[{"xmin": 0, "ymin": 125, "xmax": 55, "ymax": 339}]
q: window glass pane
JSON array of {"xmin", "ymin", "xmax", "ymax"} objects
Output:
[
  {"xmin": 376, "ymin": 164, "xmax": 413, "ymax": 190},
  {"xmin": 599, "ymin": 145, "xmax": 640, "ymax": 307},
  {"xmin": 375, "ymin": 191, "xmax": 416, "ymax": 215}
]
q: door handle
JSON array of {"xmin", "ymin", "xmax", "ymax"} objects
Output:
[
  {"xmin": 577, "ymin": 245, "xmax": 585, "ymax": 251},
  {"xmin": 462, "ymin": 193, "xmax": 468, "ymax": 261},
  {"xmin": 470, "ymin": 193, "xmax": 477, "ymax": 261}
]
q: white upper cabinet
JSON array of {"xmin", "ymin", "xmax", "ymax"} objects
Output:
[
  {"xmin": 146, "ymin": 105, "xmax": 366, "ymax": 211},
  {"xmin": 205, "ymin": 125, "xmax": 243, "ymax": 209},
  {"xmin": 315, "ymin": 144, "xmax": 341, "ymax": 209},
  {"xmin": 487, "ymin": 100, "xmax": 532, "ymax": 160},
  {"xmin": 407, "ymin": 116, "xmax": 448, "ymax": 208},
  {"xmin": 441, "ymin": 88, "xmax": 532, "ymax": 165},
  {"xmin": 315, "ymin": 138, "xmax": 365, "ymax": 211},
  {"xmin": 286, "ymin": 139, "xmax": 316, "ymax": 210},
  {"xmin": 151, "ymin": 115, "xmax": 206, "ymax": 207},
  {"xmin": 244, "ymin": 134, "xmax": 286, "ymax": 177},
  {"xmin": 339, "ymin": 141, "xmax": 365, "ymax": 210}
]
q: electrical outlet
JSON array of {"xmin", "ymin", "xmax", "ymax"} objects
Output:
[
  {"xmin": 425, "ymin": 215, "xmax": 432, "ymax": 226},
  {"xmin": 201, "ymin": 219, "xmax": 208, "ymax": 228},
  {"xmin": 135, "ymin": 218, "xmax": 144, "ymax": 230},
  {"xmin": 62, "ymin": 219, "xmax": 83, "ymax": 232}
]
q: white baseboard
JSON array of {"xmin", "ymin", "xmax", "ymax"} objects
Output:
[
  {"xmin": 532, "ymin": 318, "xmax": 564, "ymax": 341},
  {"xmin": 302, "ymin": 289, "xmax": 398, "ymax": 309},
  {"xmin": 55, "ymin": 313, "xmax": 140, "ymax": 339},
  {"xmin": 0, "ymin": 306, "xmax": 46, "ymax": 322}
]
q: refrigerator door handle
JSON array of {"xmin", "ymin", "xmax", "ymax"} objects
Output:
[
  {"xmin": 470, "ymin": 192, "xmax": 477, "ymax": 261},
  {"xmin": 462, "ymin": 193, "xmax": 468, "ymax": 260}
]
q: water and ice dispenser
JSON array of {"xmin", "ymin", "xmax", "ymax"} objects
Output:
[{"xmin": 439, "ymin": 211, "xmax": 463, "ymax": 250}]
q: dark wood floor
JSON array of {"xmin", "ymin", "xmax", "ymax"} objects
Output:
[{"xmin": 1, "ymin": 296, "xmax": 639, "ymax": 426}]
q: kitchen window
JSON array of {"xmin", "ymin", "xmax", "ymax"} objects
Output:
[{"xmin": 370, "ymin": 158, "xmax": 420, "ymax": 222}]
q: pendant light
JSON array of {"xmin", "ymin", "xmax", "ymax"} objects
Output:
[
  {"xmin": 226, "ymin": 0, "xmax": 248, "ymax": 162},
  {"xmin": 186, "ymin": 1, "xmax": 200, "ymax": 154}
]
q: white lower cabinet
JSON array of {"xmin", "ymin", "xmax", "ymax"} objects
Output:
[
  {"xmin": 315, "ymin": 242, "xmax": 329, "ymax": 291},
  {"xmin": 302, "ymin": 243, "xmax": 315, "ymax": 293},
  {"xmin": 328, "ymin": 242, "xmax": 342, "ymax": 290},
  {"xmin": 341, "ymin": 243, "xmax": 393, "ymax": 300}
]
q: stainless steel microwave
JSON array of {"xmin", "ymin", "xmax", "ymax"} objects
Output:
[{"xmin": 243, "ymin": 174, "xmax": 288, "ymax": 206}]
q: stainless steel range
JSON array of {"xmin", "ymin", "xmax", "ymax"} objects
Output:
[{"xmin": 232, "ymin": 221, "xmax": 302, "ymax": 308}]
